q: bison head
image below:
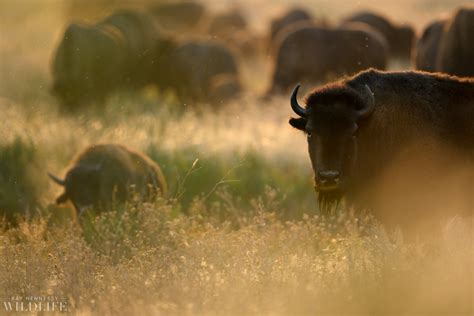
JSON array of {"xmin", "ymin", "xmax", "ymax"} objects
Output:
[
  {"xmin": 49, "ymin": 164, "xmax": 102, "ymax": 216},
  {"xmin": 289, "ymin": 83, "xmax": 375, "ymax": 205}
]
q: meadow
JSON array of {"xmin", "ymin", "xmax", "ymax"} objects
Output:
[{"xmin": 0, "ymin": 0, "xmax": 473, "ymax": 314}]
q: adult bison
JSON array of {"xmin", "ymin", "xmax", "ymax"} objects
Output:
[
  {"xmin": 268, "ymin": 23, "xmax": 388, "ymax": 94},
  {"xmin": 342, "ymin": 11, "xmax": 415, "ymax": 60},
  {"xmin": 49, "ymin": 144, "xmax": 167, "ymax": 216},
  {"xmin": 436, "ymin": 7, "xmax": 474, "ymax": 77},
  {"xmin": 51, "ymin": 10, "xmax": 158, "ymax": 110},
  {"xmin": 289, "ymin": 69, "xmax": 474, "ymax": 234},
  {"xmin": 414, "ymin": 19, "xmax": 446, "ymax": 72},
  {"xmin": 153, "ymin": 38, "xmax": 241, "ymax": 103}
]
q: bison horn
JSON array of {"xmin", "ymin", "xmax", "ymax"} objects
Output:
[
  {"xmin": 290, "ymin": 83, "xmax": 307, "ymax": 117},
  {"xmin": 356, "ymin": 85, "xmax": 375, "ymax": 119},
  {"xmin": 48, "ymin": 172, "xmax": 65, "ymax": 186}
]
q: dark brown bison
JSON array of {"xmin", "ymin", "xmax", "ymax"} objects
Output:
[
  {"xmin": 342, "ymin": 11, "xmax": 415, "ymax": 60},
  {"xmin": 49, "ymin": 144, "xmax": 167, "ymax": 216},
  {"xmin": 289, "ymin": 69, "xmax": 474, "ymax": 234},
  {"xmin": 268, "ymin": 23, "xmax": 388, "ymax": 94},
  {"xmin": 149, "ymin": 1, "xmax": 206, "ymax": 32},
  {"xmin": 153, "ymin": 39, "xmax": 241, "ymax": 103},
  {"xmin": 414, "ymin": 19, "xmax": 446, "ymax": 72},
  {"xmin": 51, "ymin": 10, "xmax": 158, "ymax": 110},
  {"xmin": 268, "ymin": 7, "xmax": 313, "ymax": 48},
  {"xmin": 436, "ymin": 7, "xmax": 474, "ymax": 77}
]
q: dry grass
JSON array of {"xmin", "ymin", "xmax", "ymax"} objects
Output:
[{"xmin": 0, "ymin": 0, "xmax": 473, "ymax": 315}]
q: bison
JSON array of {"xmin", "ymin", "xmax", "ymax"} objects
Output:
[
  {"xmin": 268, "ymin": 7, "xmax": 313, "ymax": 49},
  {"xmin": 289, "ymin": 68, "xmax": 474, "ymax": 234},
  {"xmin": 51, "ymin": 10, "xmax": 158, "ymax": 110},
  {"xmin": 414, "ymin": 19, "xmax": 446, "ymax": 72},
  {"xmin": 49, "ymin": 144, "xmax": 167, "ymax": 216},
  {"xmin": 153, "ymin": 38, "xmax": 241, "ymax": 103},
  {"xmin": 436, "ymin": 7, "xmax": 474, "ymax": 77},
  {"xmin": 268, "ymin": 23, "xmax": 388, "ymax": 95},
  {"xmin": 342, "ymin": 11, "xmax": 415, "ymax": 60}
]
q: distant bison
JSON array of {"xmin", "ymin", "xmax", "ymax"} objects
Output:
[
  {"xmin": 49, "ymin": 144, "xmax": 167, "ymax": 216},
  {"xmin": 149, "ymin": 1, "xmax": 206, "ymax": 32},
  {"xmin": 51, "ymin": 10, "xmax": 158, "ymax": 110},
  {"xmin": 268, "ymin": 7, "xmax": 313, "ymax": 49},
  {"xmin": 289, "ymin": 69, "xmax": 474, "ymax": 233},
  {"xmin": 414, "ymin": 19, "xmax": 446, "ymax": 72},
  {"xmin": 268, "ymin": 23, "xmax": 388, "ymax": 94},
  {"xmin": 342, "ymin": 11, "xmax": 415, "ymax": 60},
  {"xmin": 436, "ymin": 7, "xmax": 474, "ymax": 77},
  {"xmin": 153, "ymin": 39, "xmax": 241, "ymax": 103}
]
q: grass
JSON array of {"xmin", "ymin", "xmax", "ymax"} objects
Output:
[{"xmin": 0, "ymin": 0, "xmax": 473, "ymax": 315}]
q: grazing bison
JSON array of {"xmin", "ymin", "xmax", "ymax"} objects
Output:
[
  {"xmin": 49, "ymin": 144, "xmax": 167, "ymax": 216},
  {"xmin": 414, "ymin": 19, "xmax": 446, "ymax": 72},
  {"xmin": 153, "ymin": 39, "xmax": 241, "ymax": 103},
  {"xmin": 436, "ymin": 7, "xmax": 474, "ymax": 77},
  {"xmin": 268, "ymin": 23, "xmax": 388, "ymax": 94},
  {"xmin": 342, "ymin": 11, "xmax": 415, "ymax": 60},
  {"xmin": 51, "ymin": 10, "xmax": 158, "ymax": 110},
  {"xmin": 289, "ymin": 69, "xmax": 474, "ymax": 234},
  {"xmin": 149, "ymin": 1, "xmax": 206, "ymax": 32}
]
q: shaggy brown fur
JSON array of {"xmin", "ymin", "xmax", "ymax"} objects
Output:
[
  {"xmin": 414, "ymin": 19, "xmax": 446, "ymax": 72},
  {"xmin": 342, "ymin": 11, "xmax": 415, "ymax": 60},
  {"xmin": 268, "ymin": 23, "xmax": 388, "ymax": 94},
  {"xmin": 51, "ymin": 10, "xmax": 158, "ymax": 110},
  {"xmin": 289, "ymin": 69, "xmax": 474, "ymax": 233},
  {"xmin": 50, "ymin": 144, "xmax": 167, "ymax": 216},
  {"xmin": 436, "ymin": 7, "xmax": 474, "ymax": 77}
]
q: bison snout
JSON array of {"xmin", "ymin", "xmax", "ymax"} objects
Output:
[
  {"xmin": 316, "ymin": 170, "xmax": 341, "ymax": 191},
  {"xmin": 317, "ymin": 170, "xmax": 340, "ymax": 181}
]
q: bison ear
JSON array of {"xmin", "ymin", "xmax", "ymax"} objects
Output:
[
  {"xmin": 55, "ymin": 192, "xmax": 68, "ymax": 205},
  {"xmin": 289, "ymin": 117, "xmax": 307, "ymax": 131}
]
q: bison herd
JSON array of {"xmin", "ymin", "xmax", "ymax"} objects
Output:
[{"xmin": 33, "ymin": 2, "xmax": 474, "ymax": 232}]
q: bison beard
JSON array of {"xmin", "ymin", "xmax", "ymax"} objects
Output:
[{"xmin": 317, "ymin": 189, "xmax": 344, "ymax": 211}]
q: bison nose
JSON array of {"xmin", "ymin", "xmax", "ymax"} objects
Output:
[{"xmin": 318, "ymin": 170, "xmax": 340, "ymax": 182}]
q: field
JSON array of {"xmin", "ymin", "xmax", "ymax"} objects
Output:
[{"xmin": 0, "ymin": 0, "xmax": 473, "ymax": 315}]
